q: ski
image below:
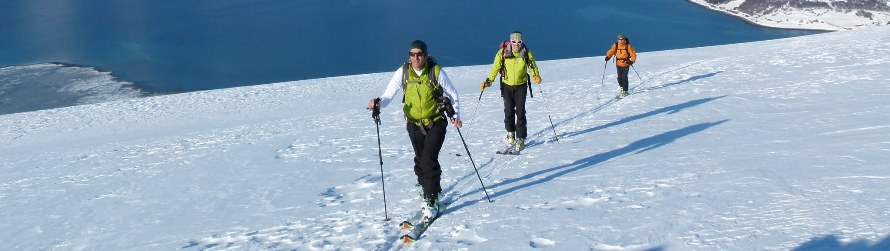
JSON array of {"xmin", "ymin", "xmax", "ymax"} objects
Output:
[
  {"xmin": 398, "ymin": 210, "xmax": 426, "ymax": 232},
  {"xmin": 497, "ymin": 149, "xmax": 521, "ymax": 155},
  {"xmin": 495, "ymin": 144, "xmax": 516, "ymax": 155},
  {"xmin": 616, "ymin": 92, "xmax": 629, "ymax": 100},
  {"xmin": 400, "ymin": 201, "xmax": 451, "ymax": 244},
  {"xmin": 497, "ymin": 143, "xmax": 524, "ymax": 155}
]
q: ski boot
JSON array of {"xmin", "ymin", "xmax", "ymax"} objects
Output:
[
  {"xmin": 505, "ymin": 131, "xmax": 515, "ymax": 145},
  {"xmin": 514, "ymin": 138, "xmax": 525, "ymax": 151},
  {"xmin": 421, "ymin": 194, "xmax": 440, "ymax": 221}
]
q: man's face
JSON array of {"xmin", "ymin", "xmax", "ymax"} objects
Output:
[
  {"xmin": 510, "ymin": 40, "xmax": 522, "ymax": 51},
  {"xmin": 409, "ymin": 48, "xmax": 426, "ymax": 70}
]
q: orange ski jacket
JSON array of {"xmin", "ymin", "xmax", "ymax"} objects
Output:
[{"xmin": 606, "ymin": 41, "xmax": 637, "ymax": 67}]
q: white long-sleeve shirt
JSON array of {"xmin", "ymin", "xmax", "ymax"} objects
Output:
[{"xmin": 377, "ymin": 65, "xmax": 461, "ymax": 120}]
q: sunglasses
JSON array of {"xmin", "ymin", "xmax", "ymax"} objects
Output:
[
  {"xmin": 511, "ymin": 40, "xmax": 522, "ymax": 44},
  {"xmin": 409, "ymin": 52, "xmax": 426, "ymax": 57}
]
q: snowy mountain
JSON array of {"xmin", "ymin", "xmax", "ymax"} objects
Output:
[
  {"xmin": 2, "ymin": 26, "xmax": 889, "ymax": 250},
  {"xmin": 689, "ymin": 0, "xmax": 890, "ymax": 30}
]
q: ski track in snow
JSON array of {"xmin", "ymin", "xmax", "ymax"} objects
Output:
[{"xmin": 3, "ymin": 27, "xmax": 890, "ymax": 250}]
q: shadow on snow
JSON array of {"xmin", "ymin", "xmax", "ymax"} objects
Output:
[
  {"xmin": 525, "ymin": 71, "xmax": 723, "ymax": 149},
  {"xmin": 447, "ymin": 119, "xmax": 728, "ymax": 213},
  {"xmin": 555, "ymin": 95, "xmax": 725, "ymax": 142},
  {"xmin": 793, "ymin": 234, "xmax": 890, "ymax": 251},
  {"xmin": 633, "ymin": 71, "xmax": 722, "ymax": 94}
]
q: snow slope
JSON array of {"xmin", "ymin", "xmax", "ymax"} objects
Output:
[
  {"xmin": 689, "ymin": 0, "xmax": 890, "ymax": 31},
  {"xmin": 2, "ymin": 26, "xmax": 890, "ymax": 250}
]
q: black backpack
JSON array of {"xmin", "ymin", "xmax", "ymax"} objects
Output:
[
  {"xmin": 613, "ymin": 37, "xmax": 633, "ymax": 60},
  {"xmin": 400, "ymin": 57, "xmax": 443, "ymax": 104}
]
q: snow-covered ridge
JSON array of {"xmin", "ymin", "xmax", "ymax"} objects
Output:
[
  {"xmin": 689, "ymin": 0, "xmax": 890, "ymax": 30},
  {"xmin": 1, "ymin": 26, "xmax": 889, "ymax": 250}
]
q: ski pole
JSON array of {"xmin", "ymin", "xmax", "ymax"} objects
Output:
[
  {"xmin": 456, "ymin": 127, "xmax": 492, "ymax": 203},
  {"xmin": 537, "ymin": 86, "xmax": 559, "ymax": 143},
  {"xmin": 631, "ymin": 64, "xmax": 644, "ymax": 83},
  {"xmin": 440, "ymin": 97, "xmax": 492, "ymax": 203},
  {"xmin": 369, "ymin": 101, "xmax": 389, "ymax": 220},
  {"xmin": 600, "ymin": 60, "xmax": 608, "ymax": 87},
  {"xmin": 466, "ymin": 88, "xmax": 485, "ymax": 133}
]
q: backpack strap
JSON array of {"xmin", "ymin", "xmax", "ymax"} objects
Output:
[
  {"xmin": 401, "ymin": 58, "xmax": 439, "ymax": 87},
  {"xmin": 613, "ymin": 42, "xmax": 631, "ymax": 61},
  {"xmin": 400, "ymin": 57, "xmax": 447, "ymax": 129},
  {"xmin": 499, "ymin": 44, "xmax": 534, "ymax": 98},
  {"xmin": 401, "ymin": 63, "xmax": 409, "ymax": 104},
  {"xmin": 400, "ymin": 57, "xmax": 442, "ymax": 103},
  {"xmin": 498, "ymin": 44, "xmax": 532, "ymax": 81},
  {"xmin": 427, "ymin": 57, "xmax": 439, "ymax": 87}
]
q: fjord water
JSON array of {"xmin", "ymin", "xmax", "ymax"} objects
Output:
[{"xmin": 1, "ymin": 0, "xmax": 820, "ymax": 93}]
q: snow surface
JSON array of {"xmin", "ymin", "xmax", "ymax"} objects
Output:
[
  {"xmin": 689, "ymin": 0, "xmax": 890, "ymax": 31},
  {"xmin": 2, "ymin": 26, "xmax": 890, "ymax": 250}
]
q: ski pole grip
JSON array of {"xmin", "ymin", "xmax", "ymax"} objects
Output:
[{"xmin": 370, "ymin": 98, "xmax": 381, "ymax": 123}]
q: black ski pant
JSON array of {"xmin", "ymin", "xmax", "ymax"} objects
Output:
[
  {"xmin": 501, "ymin": 83, "xmax": 528, "ymax": 139},
  {"xmin": 617, "ymin": 65, "xmax": 630, "ymax": 92},
  {"xmin": 406, "ymin": 119, "xmax": 447, "ymax": 201}
]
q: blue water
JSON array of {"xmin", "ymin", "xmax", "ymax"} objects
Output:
[{"xmin": 1, "ymin": 0, "xmax": 821, "ymax": 93}]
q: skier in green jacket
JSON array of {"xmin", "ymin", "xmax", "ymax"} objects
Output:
[
  {"xmin": 368, "ymin": 40, "xmax": 462, "ymax": 219},
  {"xmin": 480, "ymin": 31, "xmax": 542, "ymax": 151}
]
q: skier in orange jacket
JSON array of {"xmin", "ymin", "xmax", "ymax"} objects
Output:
[{"xmin": 605, "ymin": 34, "xmax": 637, "ymax": 97}]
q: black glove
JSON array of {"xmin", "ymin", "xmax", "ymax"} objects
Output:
[
  {"xmin": 370, "ymin": 98, "xmax": 381, "ymax": 124},
  {"xmin": 629, "ymin": 60, "xmax": 634, "ymax": 65},
  {"xmin": 604, "ymin": 57, "xmax": 610, "ymax": 62},
  {"xmin": 438, "ymin": 97, "xmax": 455, "ymax": 118}
]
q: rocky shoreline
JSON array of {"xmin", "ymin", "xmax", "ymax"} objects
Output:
[{"xmin": 687, "ymin": 0, "xmax": 890, "ymax": 31}]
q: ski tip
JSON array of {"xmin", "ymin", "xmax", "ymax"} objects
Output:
[
  {"xmin": 399, "ymin": 221, "xmax": 414, "ymax": 230},
  {"xmin": 401, "ymin": 234, "xmax": 417, "ymax": 244}
]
